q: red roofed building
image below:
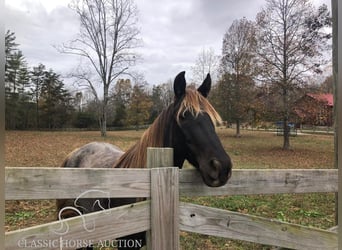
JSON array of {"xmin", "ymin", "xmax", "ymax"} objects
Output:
[{"xmin": 294, "ymin": 93, "xmax": 334, "ymax": 126}]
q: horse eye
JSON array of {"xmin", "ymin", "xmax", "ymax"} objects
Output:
[{"xmin": 177, "ymin": 112, "xmax": 187, "ymax": 122}]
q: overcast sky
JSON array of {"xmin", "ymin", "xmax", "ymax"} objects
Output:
[{"xmin": 5, "ymin": 0, "xmax": 331, "ymax": 89}]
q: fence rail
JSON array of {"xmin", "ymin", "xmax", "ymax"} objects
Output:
[
  {"xmin": 5, "ymin": 168, "xmax": 338, "ymax": 200},
  {"xmin": 179, "ymin": 202, "xmax": 337, "ymax": 250},
  {"xmin": 5, "ymin": 148, "xmax": 338, "ymax": 250},
  {"xmin": 5, "ymin": 201, "xmax": 150, "ymax": 250}
]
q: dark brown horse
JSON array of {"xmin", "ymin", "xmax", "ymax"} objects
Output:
[{"xmin": 56, "ymin": 71, "xmax": 232, "ymax": 249}]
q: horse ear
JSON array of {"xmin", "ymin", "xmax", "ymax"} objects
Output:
[
  {"xmin": 174, "ymin": 71, "xmax": 186, "ymax": 100},
  {"xmin": 197, "ymin": 73, "xmax": 211, "ymax": 98}
]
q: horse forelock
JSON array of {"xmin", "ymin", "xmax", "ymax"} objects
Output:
[{"xmin": 176, "ymin": 86, "xmax": 222, "ymax": 126}]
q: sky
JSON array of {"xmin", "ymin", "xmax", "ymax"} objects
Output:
[{"xmin": 5, "ymin": 0, "xmax": 331, "ymax": 89}]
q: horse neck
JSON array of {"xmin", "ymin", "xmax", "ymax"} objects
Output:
[{"xmin": 113, "ymin": 105, "xmax": 174, "ymax": 169}]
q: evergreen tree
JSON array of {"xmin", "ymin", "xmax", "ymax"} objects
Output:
[
  {"xmin": 30, "ymin": 64, "xmax": 46, "ymax": 129},
  {"xmin": 40, "ymin": 70, "xmax": 73, "ymax": 128},
  {"xmin": 5, "ymin": 30, "xmax": 31, "ymax": 129},
  {"xmin": 5, "ymin": 30, "xmax": 18, "ymax": 69}
]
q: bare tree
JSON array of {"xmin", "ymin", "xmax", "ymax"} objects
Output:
[
  {"xmin": 219, "ymin": 17, "xmax": 257, "ymax": 137},
  {"xmin": 191, "ymin": 47, "xmax": 219, "ymax": 84},
  {"xmin": 256, "ymin": 0, "xmax": 331, "ymax": 149},
  {"xmin": 159, "ymin": 80, "xmax": 174, "ymax": 108},
  {"xmin": 57, "ymin": 0, "xmax": 140, "ymax": 136}
]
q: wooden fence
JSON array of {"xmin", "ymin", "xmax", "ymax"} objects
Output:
[{"xmin": 5, "ymin": 148, "xmax": 338, "ymax": 250}]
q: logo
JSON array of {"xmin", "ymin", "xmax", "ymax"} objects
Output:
[{"xmin": 54, "ymin": 189, "xmax": 112, "ymax": 235}]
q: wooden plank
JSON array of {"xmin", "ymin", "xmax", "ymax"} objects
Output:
[
  {"xmin": 5, "ymin": 167, "xmax": 150, "ymax": 200},
  {"xmin": 337, "ymin": 0, "xmax": 342, "ymax": 246},
  {"xmin": 334, "ymin": 0, "xmax": 342, "ymax": 243},
  {"xmin": 146, "ymin": 147, "xmax": 178, "ymax": 250},
  {"xmin": 332, "ymin": 0, "xmax": 342, "ymax": 246},
  {"xmin": 5, "ymin": 168, "xmax": 338, "ymax": 200},
  {"xmin": 150, "ymin": 168, "xmax": 179, "ymax": 250},
  {"xmin": 179, "ymin": 169, "xmax": 338, "ymax": 196},
  {"xmin": 146, "ymin": 147, "xmax": 174, "ymax": 168},
  {"xmin": 5, "ymin": 201, "xmax": 150, "ymax": 250},
  {"xmin": 179, "ymin": 202, "xmax": 338, "ymax": 250}
]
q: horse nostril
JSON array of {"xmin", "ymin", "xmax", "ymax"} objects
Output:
[
  {"xmin": 208, "ymin": 159, "xmax": 222, "ymax": 179},
  {"xmin": 211, "ymin": 159, "xmax": 222, "ymax": 171}
]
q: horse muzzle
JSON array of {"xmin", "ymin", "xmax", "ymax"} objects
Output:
[{"xmin": 200, "ymin": 157, "xmax": 232, "ymax": 187}]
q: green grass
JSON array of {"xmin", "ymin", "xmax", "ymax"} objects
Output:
[{"xmin": 6, "ymin": 211, "xmax": 35, "ymax": 224}]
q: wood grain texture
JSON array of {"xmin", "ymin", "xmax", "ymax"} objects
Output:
[
  {"xmin": 5, "ymin": 168, "xmax": 337, "ymax": 200},
  {"xmin": 151, "ymin": 168, "xmax": 179, "ymax": 250},
  {"xmin": 5, "ymin": 167, "xmax": 150, "ymax": 200},
  {"xmin": 5, "ymin": 201, "xmax": 150, "ymax": 250},
  {"xmin": 179, "ymin": 202, "xmax": 338, "ymax": 250},
  {"xmin": 179, "ymin": 169, "xmax": 338, "ymax": 196},
  {"xmin": 147, "ymin": 147, "xmax": 179, "ymax": 250},
  {"xmin": 146, "ymin": 147, "xmax": 173, "ymax": 168}
]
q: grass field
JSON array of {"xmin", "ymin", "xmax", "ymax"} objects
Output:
[{"xmin": 5, "ymin": 129, "xmax": 336, "ymax": 249}]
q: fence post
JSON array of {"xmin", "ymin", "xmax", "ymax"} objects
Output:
[
  {"xmin": 146, "ymin": 147, "xmax": 179, "ymax": 250},
  {"xmin": 147, "ymin": 147, "xmax": 173, "ymax": 169}
]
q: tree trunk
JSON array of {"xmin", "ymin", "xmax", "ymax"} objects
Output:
[
  {"xmin": 100, "ymin": 85, "xmax": 109, "ymax": 137},
  {"xmin": 283, "ymin": 118, "xmax": 290, "ymax": 150},
  {"xmin": 100, "ymin": 106, "xmax": 107, "ymax": 137},
  {"xmin": 282, "ymin": 84, "xmax": 290, "ymax": 150},
  {"xmin": 36, "ymin": 99, "xmax": 39, "ymax": 129},
  {"xmin": 236, "ymin": 119, "xmax": 241, "ymax": 137}
]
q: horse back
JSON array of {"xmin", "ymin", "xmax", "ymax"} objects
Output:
[{"xmin": 61, "ymin": 142, "xmax": 124, "ymax": 169}]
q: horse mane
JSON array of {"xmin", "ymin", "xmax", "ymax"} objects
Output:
[
  {"xmin": 113, "ymin": 86, "xmax": 222, "ymax": 169},
  {"xmin": 113, "ymin": 106, "xmax": 172, "ymax": 169}
]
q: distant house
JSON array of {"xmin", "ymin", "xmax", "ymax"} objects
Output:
[{"xmin": 293, "ymin": 93, "xmax": 333, "ymax": 127}]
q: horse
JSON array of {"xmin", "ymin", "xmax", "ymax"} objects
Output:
[{"xmin": 56, "ymin": 71, "xmax": 233, "ymax": 250}]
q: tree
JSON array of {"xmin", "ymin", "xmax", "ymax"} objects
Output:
[
  {"xmin": 73, "ymin": 111, "xmax": 98, "ymax": 128},
  {"xmin": 5, "ymin": 30, "xmax": 76, "ymax": 130},
  {"xmin": 158, "ymin": 80, "xmax": 174, "ymax": 108},
  {"xmin": 256, "ymin": 0, "xmax": 331, "ymax": 149},
  {"xmin": 30, "ymin": 64, "xmax": 46, "ymax": 129},
  {"xmin": 149, "ymin": 82, "xmax": 173, "ymax": 122},
  {"xmin": 126, "ymin": 83, "xmax": 152, "ymax": 128},
  {"xmin": 111, "ymin": 78, "xmax": 132, "ymax": 127},
  {"xmin": 57, "ymin": 0, "xmax": 140, "ymax": 136},
  {"xmin": 39, "ymin": 70, "xmax": 73, "ymax": 128},
  {"xmin": 320, "ymin": 75, "xmax": 333, "ymax": 94},
  {"xmin": 6, "ymin": 51, "xmax": 25, "ymax": 92},
  {"xmin": 5, "ymin": 30, "xmax": 31, "ymax": 129},
  {"xmin": 219, "ymin": 18, "xmax": 257, "ymax": 137},
  {"xmin": 5, "ymin": 30, "xmax": 18, "ymax": 76},
  {"xmin": 5, "ymin": 31, "xmax": 30, "ymax": 95},
  {"xmin": 75, "ymin": 92, "xmax": 83, "ymax": 112},
  {"xmin": 191, "ymin": 47, "xmax": 219, "ymax": 84}
]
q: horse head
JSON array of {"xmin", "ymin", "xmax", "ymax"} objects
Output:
[{"xmin": 167, "ymin": 71, "xmax": 232, "ymax": 187}]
